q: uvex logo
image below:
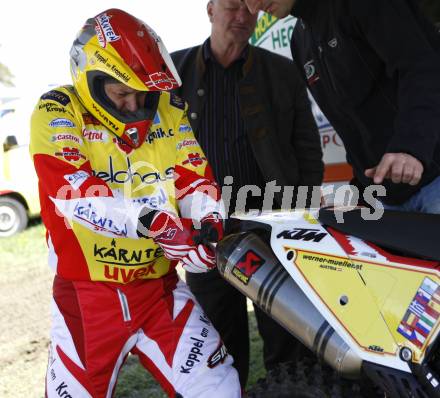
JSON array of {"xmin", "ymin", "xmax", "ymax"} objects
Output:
[{"xmin": 104, "ymin": 264, "xmax": 156, "ymax": 283}]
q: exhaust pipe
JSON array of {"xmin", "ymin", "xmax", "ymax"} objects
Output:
[{"xmin": 215, "ymin": 232, "xmax": 362, "ymax": 378}]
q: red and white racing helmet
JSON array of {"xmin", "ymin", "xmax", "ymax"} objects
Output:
[{"xmin": 70, "ymin": 8, "xmax": 182, "ymax": 147}]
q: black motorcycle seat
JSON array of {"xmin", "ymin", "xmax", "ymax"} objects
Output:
[{"xmin": 318, "ymin": 207, "xmax": 440, "ymax": 262}]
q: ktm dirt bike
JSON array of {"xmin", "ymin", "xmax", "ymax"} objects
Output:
[{"xmin": 212, "ymin": 207, "xmax": 440, "ymax": 398}]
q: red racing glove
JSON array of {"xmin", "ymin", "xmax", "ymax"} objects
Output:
[
  {"xmin": 138, "ymin": 210, "xmax": 224, "ymax": 273},
  {"xmin": 181, "ymin": 212, "xmax": 224, "ymax": 272},
  {"xmin": 191, "ymin": 212, "xmax": 224, "ymax": 252}
]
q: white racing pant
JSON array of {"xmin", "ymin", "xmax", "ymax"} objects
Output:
[{"xmin": 46, "ymin": 273, "xmax": 240, "ymax": 397}]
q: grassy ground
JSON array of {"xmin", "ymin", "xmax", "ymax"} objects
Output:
[{"xmin": 0, "ymin": 220, "xmax": 265, "ymax": 397}]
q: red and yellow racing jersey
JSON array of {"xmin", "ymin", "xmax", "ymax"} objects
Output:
[{"xmin": 30, "ymin": 86, "xmax": 223, "ymax": 283}]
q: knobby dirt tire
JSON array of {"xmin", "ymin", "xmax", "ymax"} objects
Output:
[{"xmin": 247, "ymin": 357, "xmax": 384, "ymax": 398}]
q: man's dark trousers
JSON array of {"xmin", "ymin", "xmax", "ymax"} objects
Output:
[{"xmin": 186, "ymin": 268, "xmax": 308, "ymax": 387}]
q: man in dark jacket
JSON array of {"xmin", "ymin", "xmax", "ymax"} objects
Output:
[
  {"xmin": 246, "ymin": 0, "xmax": 440, "ymax": 213},
  {"xmin": 171, "ymin": 0, "xmax": 323, "ymax": 389}
]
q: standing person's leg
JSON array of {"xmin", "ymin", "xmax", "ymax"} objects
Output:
[
  {"xmin": 382, "ymin": 176, "xmax": 440, "ymax": 214},
  {"xmin": 132, "ymin": 276, "xmax": 241, "ymax": 397},
  {"xmin": 186, "ymin": 269, "xmax": 250, "ymax": 387},
  {"xmin": 253, "ymin": 305, "xmax": 311, "ymax": 372}
]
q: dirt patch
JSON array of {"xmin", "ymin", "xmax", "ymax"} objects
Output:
[{"xmin": 0, "ymin": 256, "xmax": 52, "ymax": 398}]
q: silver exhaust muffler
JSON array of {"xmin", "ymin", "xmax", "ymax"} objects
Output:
[{"xmin": 215, "ymin": 231, "xmax": 362, "ymax": 378}]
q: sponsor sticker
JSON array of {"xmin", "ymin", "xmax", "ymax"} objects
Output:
[
  {"xmin": 131, "ymin": 189, "xmax": 168, "ymax": 208},
  {"xmin": 176, "ymin": 139, "xmax": 198, "ymax": 150},
  {"xmin": 277, "ymin": 228, "xmax": 327, "ymax": 242},
  {"xmin": 170, "ymin": 93, "xmax": 185, "ymax": 110},
  {"xmin": 93, "ymin": 238, "xmax": 162, "ymax": 283},
  {"xmin": 49, "ymin": 118, "xmax": 75, "ymax": 128},
  {"xmin": 298, "ymin": 252, "xmax": 363, "ymax": 272},
  {"xmin": 145, "ymin": 72, "xmax": 178, "ymax": 91},
  {"xmin": 103, "ymin": 264, "xmax": 156, "ymax": 283},
  {"xmin": 82, "ymin": 113, "xmax": 101, "ymax": 126},
  {"xmin": 152, "ymin": 113, "xmax": 161, "ymax": 125},
  {"xmin": 54, "ymin": 382, "xmax": 72, "ymax": 397},
  {"xmin": 180, "ymin": 314, "xmax": 211, "ymax": 374},
  {"xmin": 82, "ymin": 129, "xmax": 108, "ymax": 142},
  {"xmin": 64, "ymin": 170, "xmax": 89, "ymax": 190},
  {"xmin": 51, "ymin": 133, "xmax": 83, "ymax": 145},
  {"xmin": 95, "ymin": 12, "xmax": 120, "ymax": 48},
  {"xmin": 232, "ymin": 250, "xmax": 265, "ymax": 285},
  {"xmin": 93, "ymin": 157, "xmax": 174, "ymax": 185},
  {"xmin": 91, "ymin": 103, "xmax": 119, "ymax": 131},
  {"xmin": 41, "ymin": 90, "xmax": 71, "ymax": 106},
  {"xmin": 182, "ymin": 153, "xmax": 206, "ymax": 167},
  {"xmin": 304, "ymin": 60, "xmax": 320, "ymax": 85},
  {"xmin": 73, "ymin": 202, "xmax": 127, "ymax": 237},
  {"xmin": 328, "ymin": 38, "xmax": 338, "ymax": 48},
  {"xmin": 94, "ymin": 239, "xmax": 162, "ymax": 266},
  {"xmin": 110, "ymin": 63, "xmax": 130, "ymax": 82},
  {"xmin": 55, "ymin": 147, "xmax": 86, "ymax": 162},
  {"xmin": 207, "ymin": 343, "xmax": 228, "ymax": 369},
  {"xmin": 397, "ymin": 277, "xmax": 440, "ymax": 349},
  {"xmin": 146, "ymin": 127, "xmax": 174, "ymax": 144},
  {"xmin": 368, "ymin": 345, "xmax": 384, "ymax": 353},
  {"xmin": 39, "ymin": 103, "xmax": 68, "ymax": 113},
  {"xmin": 179, "ymin": 124, "xmax": 192, "ymax": 133},
  {"xmin": 113, "ymin": 136, "xmax": 133, "ymax": 155}
]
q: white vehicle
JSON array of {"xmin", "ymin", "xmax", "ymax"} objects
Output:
[{"xmin": 0, "ymin": 98, "xmax": 40, "ymax": 237}]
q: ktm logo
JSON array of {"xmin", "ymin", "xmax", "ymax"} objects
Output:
[
  {"xmin": 232, "ymin": 250, "xmax": 265, "ymax": 285},
  {"xmin": 277, "ymin": 228, "xmax": 327, "ymax": 242},
  {"xmin": 182, "ymin": 153, "xmax": 207, "ymax": 167}
]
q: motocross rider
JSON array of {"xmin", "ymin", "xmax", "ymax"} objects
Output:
[{"xmin": 30, "ymin": 8, "xmax": 240, "ymax": 398}]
